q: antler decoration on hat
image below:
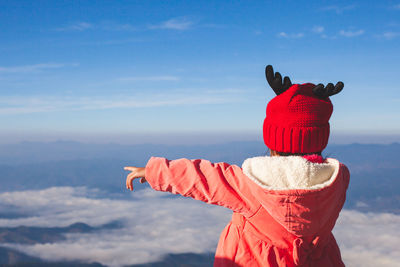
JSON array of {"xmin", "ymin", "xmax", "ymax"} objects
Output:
[
  {"xmin": 312, "ymin": 82, "xmax": 344, "ymax": 99},
  {"xmin": 265, "ymin": 65, "xmax": 292, "ymax": 95},
  {"xmin": 266, "ymin": 64, "xmax": 344, "ymax": 98}
]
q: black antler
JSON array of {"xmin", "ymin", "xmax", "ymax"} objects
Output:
[
  {"xmin": 312, "ymin": 82, "xmax": 344, "ymax": 98},
  {"xmin": 265, "ymin": 65, "xmax": 292, "ymax": 95}
]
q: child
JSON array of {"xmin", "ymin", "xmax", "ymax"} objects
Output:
[{"xmin": 124, "ymin": 65, "xmax": 350, "ymax": 267}]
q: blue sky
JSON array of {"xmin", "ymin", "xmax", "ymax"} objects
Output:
[{"xmin": 1, "ymin": 0, "xmax": 399, "ymax": 144}]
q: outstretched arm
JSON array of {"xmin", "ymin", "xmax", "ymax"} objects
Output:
[{"xmin": 125, "ymin": 157, "xmax": 259, "ymax": 216}]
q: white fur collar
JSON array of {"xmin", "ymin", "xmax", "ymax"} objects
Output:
[{"xmin": 242, "ymin": 156, "xmax": 339, "ymax": 190}]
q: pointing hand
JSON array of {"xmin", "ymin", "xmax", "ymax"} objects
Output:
[{"xmin": 124, "ymin": 166, "xmax": 146, "ymax": 191}]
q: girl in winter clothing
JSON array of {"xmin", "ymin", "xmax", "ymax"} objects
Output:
[{"xmin": 125, "ymin": 65, "xmax": 350, "ymax": 267}]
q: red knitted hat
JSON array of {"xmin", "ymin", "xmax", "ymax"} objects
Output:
[{"xmin": 263, "ymin": 83, "xmax": 333, "ymax": 154}]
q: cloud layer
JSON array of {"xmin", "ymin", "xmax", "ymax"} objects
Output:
[
  {"xmin": 1, "ymin": 187, "xmax": 399, "ymax": 267},
  {"xmin": 0, "ymin": 187, "xmax": 231, "ymax": 266},
  {"xmin": 334, "ymin": 210, "xmax": 400, "ymax": 267}
]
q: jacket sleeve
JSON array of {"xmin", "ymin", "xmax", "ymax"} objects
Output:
[{"xmin": 145, "ymin": 157, "xmax": 259, "ymax": 216}]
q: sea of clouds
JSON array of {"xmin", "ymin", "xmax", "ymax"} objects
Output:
[{"xmin": 0, "ymin": 187, "xmax": 399, "ymax": 267}]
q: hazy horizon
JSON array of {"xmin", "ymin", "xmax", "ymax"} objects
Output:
[{"xmin": 1, "ymin": 131, "xmax": 400, "ymax": 145}]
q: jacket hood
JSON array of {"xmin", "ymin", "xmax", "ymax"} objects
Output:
[{"xmin": 242, "ymin": 156, "xmax": 349, "ymax": 237}]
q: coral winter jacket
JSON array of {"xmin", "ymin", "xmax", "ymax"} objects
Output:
[{"xmin": 145, "ymin": 156, "xmax": 350, "ymax": 267}]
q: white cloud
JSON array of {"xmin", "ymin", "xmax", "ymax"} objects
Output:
[
  {"xmin": 56, "ymin": 21, "xmax": 139, "ymax": 32},
  {"xmin": 277, "ymin": 32, "xmax": 304, "ymax": 39},
  {"xmin": 355, "ymin": 201, "xmax": 369, "ymax": 208},
  {"xmin": 0, "ymin": 63, "xmax": 78, "ymax": 73},
  {"xmin": 117, "ymin": 76, "xmax": 180, "ymax": 82},
  {"xmin": 0, "ymin": 89, "xmax": 242, "ymax": 115},
  {"xmin": 202, "ymin": 23, "xmax": 227, "ymax": 29},
  {"xmin": 0, "ymin": 187, "xmax": 399, "ymax": 267},
  {"xmin": 380, "ymin": 31, "xmax": 400, "ymax": 40},
  {"xmin": 149, "ymin": 17, "xmax": 194, "ymax": 30},
  {"xmin": 312, "ymin": 26, "xmax": 325, "ymax": 34},
  {"xmin": 78, "ymin": 38, "xmax": 144, "ymax": 46},
  {"xmin": 101, "ymin": 22, "xmax": 137, "ymax": 31},
  {"xmin": 339, "ymin": 29, "xmax": 365, "ymax": 37},
  {"xmin": 56, "ymin": 22, "xmax": 93, "ymax": 31},
  {"xmin": 55, "ymin": 17, "xmax": 195, "ymax": 33},
  {"xmin": 321, "ymin": 5, "xmax": 356, "ymax": 14},
  {"xmin": 393, "ymin": 4, "xmax": 400, "ymax": 9}
]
